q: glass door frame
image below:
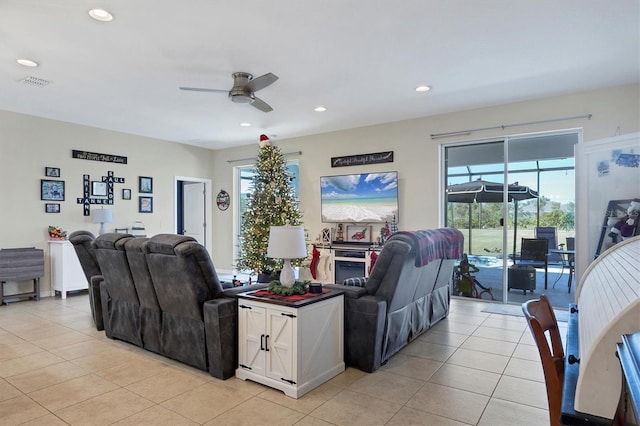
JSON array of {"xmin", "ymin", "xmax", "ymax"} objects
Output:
[{"xmin": 440, "ymin": 128, "xmax": 581, "ymax": 303}]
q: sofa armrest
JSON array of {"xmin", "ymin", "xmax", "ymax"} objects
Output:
[
  {"xmin": 324, "ymin": 283, "xmax": 368, "ymax": 299},
  {"xmin": 203, "ymin": 297, "xmax": 237, "ymax": 379},
  {"xmin": 89, "ymin": 275, "xmax": 105, "ymax": 331},
  {"xmin": 343, "ymin": 295, "xmax": 387, "ymax": 372},
  {"xmin": 222, "ymin": 283, "xmax": 268, "ymax": 298}
]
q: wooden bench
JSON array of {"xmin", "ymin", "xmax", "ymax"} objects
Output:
[{"xmin": 0, "ymin": 247, "xmax": 45, "ymax": 305}]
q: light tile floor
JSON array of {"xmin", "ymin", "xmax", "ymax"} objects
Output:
[{"xmin": 0, "ymin": 294, "xmax": 563, "ymax": 425}]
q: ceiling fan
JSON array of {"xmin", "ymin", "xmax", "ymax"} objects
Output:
[{"xmin": 179, "ymin": 72, "xmax": 278, "ymax": 112}]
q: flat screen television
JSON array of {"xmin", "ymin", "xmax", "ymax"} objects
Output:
[{"xmin": 321, "ymin": 171, "xmax": 398, "ymax": 223}]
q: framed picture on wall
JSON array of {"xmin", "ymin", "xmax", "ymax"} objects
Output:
[
  {"xmin": 45, "ymin": 203, "xmax": 60, "ymax": 213},
  {"xmin": 122, "ymin": 188, "xmax": 131, "ymax": 200},
  {"xmin": 92, "ymin": 181, "xmax": 107, "ymax": 196},
  {"xmin": 139, "ymin": 176, "xmax": 153, "ymax": 193},
  {"xmin": 41, "ymin": 180, "xmax": 65, "ymax": 201},
  {"xmin": 45, "ymin": 167, "xmax": 60, "ymax": 177},
  {"xmin": 139, "ymin": 196, "xmax": 153, "ymax": 213}
]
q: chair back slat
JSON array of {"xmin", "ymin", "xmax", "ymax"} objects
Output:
[{"xmin": 522, "ymin": 295, "xmax": 564, "ymax": 426}]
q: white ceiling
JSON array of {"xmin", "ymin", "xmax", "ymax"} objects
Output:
[{"xmin": 1, "ymin": 1, "xmax": 638, "ymax": 150}]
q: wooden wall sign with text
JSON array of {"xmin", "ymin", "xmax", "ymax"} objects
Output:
[
  {"xmin": 72, "ymin": 150, "xmax": 128, "ymax": 164},
  {"xmin": 331, "ymin": 151, "xmax": 393, "ymax": 168}
]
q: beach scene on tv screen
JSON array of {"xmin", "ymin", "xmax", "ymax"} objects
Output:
[{"xmin": 321, "ymin": 172, "xmax": 398, "ymax": 223}]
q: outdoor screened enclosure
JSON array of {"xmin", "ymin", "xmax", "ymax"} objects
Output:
[{"xmin": 443, "ymin": 132, "xmax": 577, "ymax": 307}]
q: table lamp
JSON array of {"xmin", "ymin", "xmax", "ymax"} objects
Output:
[
  {"xmin": 93, "ymin": 208, "xmax": 113, "ymax": 235},
  {"xmin": 267, "ymin": 224, "xmax": 307, "ymax": 288}
]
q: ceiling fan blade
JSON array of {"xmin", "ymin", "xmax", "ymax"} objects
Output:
[
  {"xmin": 251, "ymin": 96, "xmax": 273, "ymax": 113},
  {"xmin": 244, "ymin": 73, "xmax": 278, "ymax": 92},
  {"xmin": 179, "ymin": 87, "xmax": 228, "ymax": 93}
]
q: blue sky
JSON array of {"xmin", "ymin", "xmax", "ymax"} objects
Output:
[{"xmin": 321, "ymin": 172, "xmax": 398, "ymax": 199}]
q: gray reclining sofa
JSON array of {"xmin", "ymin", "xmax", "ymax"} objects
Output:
[
  {"xmin": 325, "ymin": 228, "xmax": 464, "ymax": 372},
  {"xmin": 68, "ymin": 230, "xmax": 105, "ymax": 330},
  {"xmin": 95, "ymin": 233, "xmax": 265, "ymax": 379}
]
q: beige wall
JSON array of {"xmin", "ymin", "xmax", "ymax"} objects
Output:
[
  {"xmin": 0, "ymin": 111, "xmax": 214, "ymax": 296},
  {"xmin": 1, "ymin": 83, "xmax": 638, "ymax": 296},
  {"xmin": 211, "ymin": 83, "xmax": 640, "ymax": 270}
]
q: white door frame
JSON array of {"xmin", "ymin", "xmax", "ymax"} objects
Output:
[{"xmin": 174, "ymin": 176, "xmax": 212, "ymax": 254}]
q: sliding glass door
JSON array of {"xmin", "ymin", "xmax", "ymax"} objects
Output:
[{"xmin": 444, "ymin": 131, "xmax": 577, "ymax": 307}]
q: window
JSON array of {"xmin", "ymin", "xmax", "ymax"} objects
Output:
[{"xmin": 236, "ymin": 161, "xmax": 299, "ymax": 242}]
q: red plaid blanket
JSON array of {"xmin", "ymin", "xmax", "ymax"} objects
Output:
[{"xmin": 391, "ymin": 228, "xmax": 464, "ymax": 267}]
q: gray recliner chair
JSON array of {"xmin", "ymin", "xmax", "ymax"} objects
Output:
[
  {"xmin": 124, "ymin": 237, "xmax": 162, "ymax": 354},
  {"xmin": 325, "ymin": 228, "xmax": 463, "ymax": 373},
  {"xmin": 143, "ymin": 234, "xmax": 237, "ymax": 379},
  {"xmin": 68, "ymin": 230, "xmax": 105, "ymax": 330},
  {"xmin": 94, "ymin": 233, "xmax": 144, "ymax": 347}
]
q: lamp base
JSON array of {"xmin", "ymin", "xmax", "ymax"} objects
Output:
[
  {"xmin": 280, "ymin": 259, "xmax": 295, "ymax": 288},
  {"xmin": 99, "ymin": 223, "xmax": 107, "ymax": 235}
]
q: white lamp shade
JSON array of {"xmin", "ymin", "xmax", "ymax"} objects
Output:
[
  {"xmin": 93, "ymin": 209, "xmax": 113, "ymax": 224},
  {"xmin": 267, "ymin": 225, "xmax": 307, "ymax": 259}
]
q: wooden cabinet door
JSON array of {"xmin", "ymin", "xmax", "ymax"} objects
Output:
[
  {"xmin": 265, "ymin": 308, "xmax": 295, "ymax": 383},
  {"xmin": 238, "ymin": 303, "xmax": 266, "ymax": 377}
]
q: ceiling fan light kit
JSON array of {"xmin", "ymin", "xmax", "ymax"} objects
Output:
[{"xmin": 180, "ymin": 71, "xmax": 278, "ymax": 113}]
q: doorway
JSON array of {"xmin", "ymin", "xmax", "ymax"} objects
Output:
[
  {"xmin": 175, "ymin": 176, "xmax": 212, "ymax": 254},
  {"xmin": 443, "ymin": 130, "xmax": 578, "ymax": 307}
]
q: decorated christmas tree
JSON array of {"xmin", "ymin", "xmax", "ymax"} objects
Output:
[{"xmin": 236, "ymin": 135, "xmax": 304, "ymax": 278}]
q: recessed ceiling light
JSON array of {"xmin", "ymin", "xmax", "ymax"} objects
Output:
[
  {"xmin": 415, "ymin": 85, "xmax": 431, "ymax": 92},
  {"xmin": 239, "ymin": 122, "xmax": 252, "ymax": 127},
  {"xmin": 17, "ymin": 59, "xmax": 38, "ymax": 67},
  {"xmin": 314, "ymin": 106, "xmax": 327, "ymax": 112},
  {"xmin": 88, "ymin": 8, "xmax": 114, "ymax": 22}
]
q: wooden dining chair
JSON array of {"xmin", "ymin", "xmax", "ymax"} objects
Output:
[{"xmin": 522, "ymin": 295, "xmax": 564, "ymax": 426}]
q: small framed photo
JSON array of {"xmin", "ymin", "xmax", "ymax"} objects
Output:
[
  {"xmin": 139, "ymin": 176, "xmax": 153, "ymax": 193},
  {"xmin": 41, "ymin": 179, "xmax": 65, "ymax": 201},
  {"xmin": 346, "ymin": 225, "xmax": 372, "ymax": 243},
  {"xmin": 139, "ymin": 196, "xmax": 153, "ymax": 213},
  {"xmin": 45, "ymin": 203, "xmax": 60, "ymax": 213},
  {"xmin": 45, "ymin": 167, "xmax": 60, "ymax": 177},
  {"xmin": 92, "ymin": 181, "xmax": 108, "ymax": 196},
  {"xmin": 122, "ymin": 188, "xmax": 131, "ymax": 200}
]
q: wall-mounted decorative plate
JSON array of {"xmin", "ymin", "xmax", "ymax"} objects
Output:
[{"xmin": 216, "ymin": 190, "xmax": 230, "ymax": 211}]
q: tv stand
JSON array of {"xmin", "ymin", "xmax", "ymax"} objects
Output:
[{"xmin": 314, "ymin": 244, "xmax": 382, "ymax": 285}]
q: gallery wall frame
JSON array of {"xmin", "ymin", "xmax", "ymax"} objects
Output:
[
  {"xmin": 41, "ymin": 179, "xmax": 65, "ymax": 201},
  {"xmin": 139, "ymin": 196, "xmax": 153, "ymax": 213},
  {"xmin": 139, "ymin": 176, "xmax": 153, "ymax": 193},
  {"xmin": 92, "ymin": 181, "xmax": 108, "ymax": 196},
  {"xmin": 45, "ymin": 167, "xmax": 60, "ymax": 177},
  {"xmin": 122, "ymin": 188, "xmax": 131, "ymax": 200},
  {"xmin": 45, "ymin": 203, "xmax": 60, "ymax": 213}
]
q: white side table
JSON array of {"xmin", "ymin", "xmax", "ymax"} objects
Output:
[
  {"xmin": 236, "ymin": 289, "xmax": 344, "ymax": 398},
  {"xmin": 49, "ymin": 240, "xmax": 88, "ymax": 299}
]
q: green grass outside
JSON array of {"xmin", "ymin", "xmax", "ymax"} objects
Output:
[{"xmin": 457, "ymin": 227, "xmax": 575, "ymax": 256}]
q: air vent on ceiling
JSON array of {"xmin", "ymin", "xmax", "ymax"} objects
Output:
[{"xmin": 20, "ymin": 76, "xmax": 51, "ymax": 87}]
